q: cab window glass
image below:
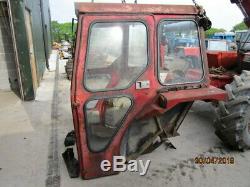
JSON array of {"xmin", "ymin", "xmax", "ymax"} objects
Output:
[
  {"xmin": 158, "ymin": 20, "xmax": 203, "ymax": 84},
  {"xmin": 85, "ymin": 22, "xmax": 148, "ymax": 91},
  {"xmin": 85, "ymin": 97, "xmax": 132, "ymax": 152}
]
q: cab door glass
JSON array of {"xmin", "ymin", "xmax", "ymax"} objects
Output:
[
  {"xmin": 85, "ymin": 22, "xmax": 148, "ymax": 91},
  {"xmin": 85, "ymin": 97, "xmax": 132, "ymax": 152}
]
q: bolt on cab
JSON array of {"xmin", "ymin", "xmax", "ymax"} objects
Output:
[{"xmin": 70, "ymin": 3, "xmax": 228, "ymax": 179}]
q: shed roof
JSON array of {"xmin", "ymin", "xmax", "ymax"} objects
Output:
[{"xmin": 75, "ymin": 3, "xmax": 198, "ymax": 15}]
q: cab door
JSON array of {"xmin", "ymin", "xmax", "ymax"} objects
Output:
[{"xmin": 71, "ymin": 14, "xmax": 156, "ymax": 179}]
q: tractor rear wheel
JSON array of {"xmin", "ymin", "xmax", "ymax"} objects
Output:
[{"xmin": 215, "ymin": 70, "xmax": 250, "ymax": 150}]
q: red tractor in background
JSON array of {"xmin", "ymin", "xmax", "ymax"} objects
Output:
[{"xmin": 63, "ymin": 1, "xmax": 250, "ymax": 180}]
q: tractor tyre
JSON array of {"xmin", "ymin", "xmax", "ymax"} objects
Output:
[{"xmin": 215, "ymin": 70, "xmax": 250, "ymax": 150}]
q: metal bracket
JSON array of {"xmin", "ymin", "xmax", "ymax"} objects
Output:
[{"xmin": 62, "ymin": 148, "xmax": 80, "ymax": 178}]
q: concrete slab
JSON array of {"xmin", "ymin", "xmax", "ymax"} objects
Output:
[{"xmin": 0, "ymin": 51, "xmax": 57, "ymax": 187}]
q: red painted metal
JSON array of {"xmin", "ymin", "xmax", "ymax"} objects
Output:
[
  {"xmin": 207, "ymin": 51, "xmax": 238, "ymax": 69},
  {"xmin": 72, "ymin": 14, "xmax": 158, "ymax": 179},
  {"xmin": 161, "ymin": 86, "xmax": 228, "ymax": 109},
  {"xmin": 75, "ymin": 3, "xmax": 199, "ymax": 15},
  {"xmin": 209, "ymin": 73, "xmax": 234, "ymax": 89},
  {"xmin": 71, "ymin": 3, "xmax": 228, "ymax": 180}
]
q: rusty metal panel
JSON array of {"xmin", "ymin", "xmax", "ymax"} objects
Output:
[{"xmin": 75, "ymin": 3, "xmax": 198, "ymax": 16}]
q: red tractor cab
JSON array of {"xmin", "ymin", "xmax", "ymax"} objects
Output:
[{"xmin": 66, "ymin": 2, "xmax": 235, "ymax": 180}]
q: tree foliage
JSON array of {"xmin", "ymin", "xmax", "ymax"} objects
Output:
[
  {"xmin": 51, "ymin": 21, "xmax": 77, "ymax": 42},
  {"xmin": 232, "ymin": 22, "xmax": 247, "ymax": 31},
  {"xmin": 205, "ymin": 28, "xmax": 226, "ymax": 38}
]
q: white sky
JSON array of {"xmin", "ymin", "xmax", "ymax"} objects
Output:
[{"xmin": 49, "ymin": 0, "xmax": 244, "ymax": 31}]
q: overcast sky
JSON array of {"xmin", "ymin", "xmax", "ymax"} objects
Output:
[{"xmin": 49, "ymin": 0, "xmax": 244, "ymax": 31}]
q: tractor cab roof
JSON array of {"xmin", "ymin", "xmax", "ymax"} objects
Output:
[{"xmin": 75, "ymin": 3, "xmax": 199, "ymax": 16}]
